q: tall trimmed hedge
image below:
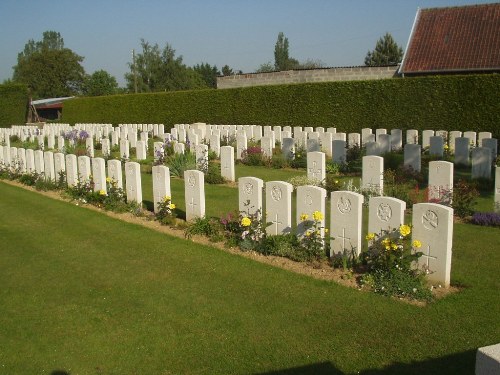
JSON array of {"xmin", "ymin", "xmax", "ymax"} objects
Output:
[
  {"xmin": 0, "ymin": 84, "xmax": 28, "ymax": 127},
  {"xmin": 62, "ymin": 74, "xmax": 500, "ymax": 138}
]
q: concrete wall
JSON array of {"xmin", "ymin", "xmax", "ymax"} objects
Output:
[{"xmin": 217, "ymin": 66, "xmax": 400, "ymax": 89}]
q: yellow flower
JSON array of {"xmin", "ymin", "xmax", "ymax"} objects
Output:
[
  {"xmin": 99, "ymin": 190, "xmax": 106, "ymax": 196},
  {"xmin": 365, "ymin": 233, "xmax": 375, "ymax": 241},
  {"xmin": 163, "ymin": 195, "xmax": 171, "ymax": 202},
  {"xmin": 312, "ymin": 211, "xmax": 324, "ymax": 221},
  {"xmin": 300, "ymin": 213, "xmax": 309, "ymax": 221},
  {"xmin": 316, "ymin": 230, "xmax": 321, "ymax": 235},
  {"xmin": 399, "ymin": 224, "xmax": 411, "ymax": 237},
  {"xmin": 391, "ymin": 243, "xmax": 398, "ymax": 250},
  {"xmin": 241, "ymin": 217, "xmax": 251, "ymax": 227},
  {"xmin": 168, "ymin": 203, "xmax": 176, "ymax": 210},
  {"xmin": 382, "ymin": 238, "xmax": 390, "ymax": 246},
  {"xmin": 324, "ymin": 228, "xmax": 329, "ymax": 234},
  {"xmin": 305, "ymin": 231, "xmax": 311, "ymax": 237},
  {"xmin": 413, "ymin": 240, "xmax": 422, "ymax": 248},
  {"xmin": 335, "ymin": 180, "xmax": 339, "ymax": 184},
  {"xmin": 106, "ymin": 177, "xmax": 111, "ymax": 183}
]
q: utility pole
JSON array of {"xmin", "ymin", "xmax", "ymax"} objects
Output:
[{"xmin": 132, "ymin": 49, "xmax": 138, "ymax": 93}]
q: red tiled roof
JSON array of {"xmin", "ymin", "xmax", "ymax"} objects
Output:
[{"xmin": 400, "ymin": 3, "xmax": 500, "ymax": 74}]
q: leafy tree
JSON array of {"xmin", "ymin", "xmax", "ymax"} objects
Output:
[
  {"xmin": 12, "ymin": 31, "xmax": 85, "ymax": 98},
  {"xmin": 297, "ymin": 59, "xmax": 326, "ymax": 69},
  {"xmin": 125, "ymin": 39, "xmax": 206, "ymax": 92},
  {"xmin": 256, "ymin": 62, "xmax": 275, "ymax": 73},
  {"xmin": 193, "ymin": 63, "xmax": 220, "ymax": 88},
  {"xmin": 364, "ymin": 32, "xmax": 404, "ymax": 66},
  {"xmin": 274, "ymin": 32, "xmax": 299, "ymax": 71},
  {"xmin": 221, "ymin": 65, "xmax": 234, "ymax": 76},
  {"xmin": 83, "ymin": 70, "xmax": 119, "ymax": 96}
]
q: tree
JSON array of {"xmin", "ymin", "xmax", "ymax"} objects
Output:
[
  {"xmin": 12, "ymin": 31, "xmax": 85, "ymax": 98},
  {"xmin": 125, "ymin": 39, "xmax": 206, "ymax": 92},
  {"xmin": 297, "ymin": 59, "xmax": 326, "ymax": 69},
  {"xmin": 274, "ymin": 32, "xmax": 299, "ymax": 71},
  {"xmin": 192, "ymin": 63, "xmax": 220, "ymax": 88},
  {"xmin": 221, "ymin": 65, "xmax": 234, "ymax": 76},
  {"xmin": 364, "ymin": 32, "xmax": 404, "ymax": 66},
  {"xmin": 255, "ymin": 62, "xmax": 275, "ymax": 73},
  {"xmin": 83, "ymin": 70, "xmax": 119, "ymax": 96}
]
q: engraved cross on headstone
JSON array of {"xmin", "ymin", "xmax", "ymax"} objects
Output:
[
  {"xmin": 421, "ymin": 244, "xmax": 437, "ymax": 271},
  {"xmin": 272, "ymin": 213, "xmax": 283, "ymax": 234},
  {"xmin": 308, "ymin": 161, "xmax": 322, "ymax": 180},
  {"xmin": 188, "ymin": 197, "xmax": 197, "ymax": 212},
  {"xmin": 338, "ymin": 228, "xmax": 351, "ymax": 251}
]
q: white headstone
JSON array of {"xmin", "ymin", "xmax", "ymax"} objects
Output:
[
  {"xmin": 390, "ymin": 129, "xmax": 402, "ymax": 150},
  {"xmin": 428, "ymin": 161, "xmax": 453, "ymax": 204},
  {"xmin": 261, "ymin": 137, "xmax": 274, "ymax": 158},
  {"xmin": 209, "ymin": 135, "xmax": 221, "ymax": 157},
  {"xmin": 448, "ymin": 131, "xmax": 462, "ymax": 151},
  {"xmin": 78, "ymin": 156, "xmax": 91, "ymax": 184},
  {"xmin": 471, "ymin": 147, "xmax": 492, "ymax": 179},
  {"xmin": 429, "ymin": 136, "xmax": 444, "ymax": 157},
  {"xmin": 454, "ymin": 137, "xmax": 470, "ymax": 166},
  {"xmin": 125, "ymin": 161, "xmax": 142, "ymax": 204},
  {"xmin": 26, "ymin": 149, "xmax": 35, "ymax": 174},
  {"xmin": 120, "ymin": 139, "xmax": 130, "ymax": 159},
  {"xmin": 101, "ymin": 139, "xmax": 111, "ymax": 157},
  {"xmin": 152, "ymin": 165, "xmax": 171, "ymax": 213},
  {"xmin": 65, "ymin": 154, "xmax": 78, "ymax": 187},
  {"xmin": 107, "ymin": 159, "xmax": 123, "ymax": 190},
  {"xmin": 478, "ymin": 132, "xmax": 492, "ymax": 146},
  {"xmin": 307, "ymin": 151, "xmax": 326, "ymax": 182},
  {"xmin": 220, "ymin": 146, "xmax": 235, "ymax": 182},
  {"xmin": 481, "ymin": 138, "xmax": 497, "ymax": 163},
  {"xmin": 377, "ymin": 134, "xmax": 391, "ymax": 154},
  {"xmin": 265, "ymin": 181, "xmax": 293, "ymax": 235},
  {"xmin": 174, "ymin": 142, "xmax": 185, "ymax": 155},
  {"xmin": 54, "ymin": 152, "xmax": 66, "ymax": 181},
  {"xmin": 362, "ymin": 156, "xmax": 383, "ymax": 194},
  {"xmin": 361, "ymin": 128, "xmax": 373, "ymax": 146},
  {"xmin": 375, "ymin": 128, "xmax": 387, "ymax": 141},
  {"xmin": 463, "ymin": 131, "xmax": 477, "ymax": 147},
  {"xmin": 319, "ymin": 132, "xmax": 333, "ymax": 156},
  {"xmin": 332, "ymin": 140, "xmax": 347, "ymax": 164},
  {"xmin": 236, "ymin": 135, "xmax": 247, "ymax": 160},
  {"xmin": 184, "ymin": 170, "xmax": 205, "ymax": 221},
  {"xmin": 307, "ymin": 138, "xmax": 320, "ymax": 152},
  {"xmin": 348, "ymin": 133, "xmax": 361, "ymax": 149},
  {"xmin": 330, "ymin": 191, "xmax": 364, "ymax": 257},
  {"xmin": 239, "ymin": 176, "xmax": 264, "ymax": 219},
  {"xmin": 422, "ymin": 130, "xmax": 435, "ymax": 148},
  {"xmin": 412, "ymin": 203, "xmax": 453, "ymax": 287},
  {"xmin": 86, "ymin": 137, "xmax": 94, "ymax": 157},
  {"xmin": 195, "ymin": 144, "xmax": 208, "ymax": 173},
  {"xmin": 136, "ymin": 140, "xmax": 147, "ymax": 160},
  {"xmin": 89, "ymin": 157, "xmax": 106, "ymax": 193},
  {"xmin": 404, "ymin": 144, "xmax": 421, "ymax": 172},
  {"xmin": 34, "ymin": 150, "xmax": 45, "ymax": 175},
  {"xmin": 281, "ymin": 138, "xmax": 295, "ymax": 160},
  {"xmin": 406, "ymin": 129, "xmax": 419, "ymax": 145},
  {"xmin": 43, "ymin": 152, "xmax": 56, "ymax": 181},
  {"xmin": 17, "ymin": 148, "xmax": 27, "ymax": 173},
  {"xmin": 296, "ymin": 185, "xmax": 327, "ymax": 238},
  {"xmin": 368, "ymin": 196, "xmax": 406, "ymax": 235}
]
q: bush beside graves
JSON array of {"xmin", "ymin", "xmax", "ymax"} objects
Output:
[
  {"xmin": 0, "ymin": 83, "xmax": 28, "ymax": 128},
  {"xmin": 62, "ymin": 74, "xmax": 500, "ymax": 138}
]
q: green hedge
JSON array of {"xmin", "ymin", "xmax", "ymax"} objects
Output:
[
  {"xmin": 0, "ymin": 84, "xmax": 28, "ymax": 128},
  {"xmin": 62, "ymin": 74, "xmax": 500, "ymax": 138}
]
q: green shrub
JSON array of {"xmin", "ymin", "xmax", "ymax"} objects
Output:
[
  {"xmin": 0, "ymin": 83, "xmax": 28, "ymax": 127},
  {"xmin": 62, "ymin": 75, "xmax": 500, "ymax": 139}
]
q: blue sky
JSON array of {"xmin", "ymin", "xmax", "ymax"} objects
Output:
[{"xmin": 0, "ymin": 0, "xmax": 493, "ymax": 87}]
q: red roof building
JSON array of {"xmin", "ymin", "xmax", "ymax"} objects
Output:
[{"xmin": 399, "ymin": 3, "xmax": 500, "ymax": 75}]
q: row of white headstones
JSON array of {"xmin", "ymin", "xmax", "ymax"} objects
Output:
[
  {"xmin": 5, "ymin": 144, "xmax": 499, "ymax": 288},
  {"xmin": 3, "ymin": 122, "xmax": 496, "ymax": 183}
]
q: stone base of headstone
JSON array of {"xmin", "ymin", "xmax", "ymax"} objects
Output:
[{"xmin": 476, "ymin": 343, "xmax": 500, "ymax": 375}]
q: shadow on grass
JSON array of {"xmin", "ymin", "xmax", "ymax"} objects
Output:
[
  {"xmin": 254, "ymin": 362, "xmax": 342, "ymax": 375},
  {"xmin": 253, "ymin": 349, "xmax": 476, "ymax": 375},
  {"xmin": 51, "ymin": 371, "xmax": 70, "ymax": 375},
  {"xmin": 359, "ymin": 349, "xmax": 476, "ymax": 375}
]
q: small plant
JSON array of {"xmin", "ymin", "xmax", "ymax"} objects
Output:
[
  {"xmin": 205, "ymin": 162, "xmax": 226, "ymax": 184},
  {"xmin": 360, "ymin": 225, "xmax": 433, "ymax": 302},
  {"xmin": 470, "ymin": 212, "xmax": 500, "ymax": 227},
  {"xmin": 155, "ymin": 195, "xmax": 177, "ymax": 225},
  {"xmin": 241, "ymin": 146, "xmax": 266, "ymax": 166},
  {"xmin": 452, "ymin": 179, "xmax": 479, "ymax": 218},
  {"xmin": 185, "ymin": 216, "xmax": 224, "ymax": 242},
  {"xmin": 165, "ymin": 152, "xmax": 197, "ymax": 178},
  {"xmin": 287, "ymin": 175, "xmax": 323, "ymax": 189},
  {"xmin": 297, "ymin": 211, "xmax": 329, "ymax": 262}
]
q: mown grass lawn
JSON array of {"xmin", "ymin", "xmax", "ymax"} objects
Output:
[{"xmin": 0, "ymin": 181, "xmax": 499, "ymax": 374}]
